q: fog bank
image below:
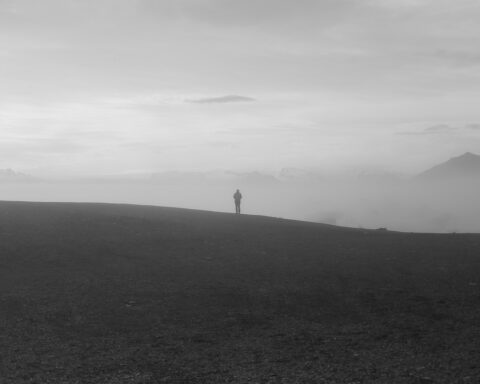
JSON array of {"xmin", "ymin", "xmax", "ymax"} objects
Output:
[{"xmin": 1, "ymin": 177, "xmax": 479, "ymax": 233}]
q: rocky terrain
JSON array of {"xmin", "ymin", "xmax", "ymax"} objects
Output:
[{"xmin": 0, "ymin": 201, "xmax": 479, "ymax": 383}]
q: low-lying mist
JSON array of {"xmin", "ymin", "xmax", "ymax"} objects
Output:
[{"xmin": 1, "ymin": 176, "xmax": 479, "ymax": 233}]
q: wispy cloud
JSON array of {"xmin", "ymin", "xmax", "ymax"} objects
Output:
[
  {"xmin": 466, "ymin": 123, "xmax": 480, "ymax": 130},
  {"xmin": 206, "ymin": 141, "xmax": 238, "ymax": 149},
  {"xmin": 433, "ymin": 49, "xmax": 480, "ymax": 68},
  {"xmin": 424, "ymin": 124, "xmax": 456, "ymax": 133},
  {"xmin": 186, "ymin": 95, "xmax": 256, "ymax": 104},
  {"xmin": 397, "ymin": 124, "xmax": 457, "ymax": 136}
]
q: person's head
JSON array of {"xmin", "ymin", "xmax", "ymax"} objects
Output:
[{"xmin": 236, "ymin": 189, "xmax": 240, "ymax": 192}]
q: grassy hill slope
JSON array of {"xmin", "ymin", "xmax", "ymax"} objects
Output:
[{"xmin": 0, "ymin": 201, "xmax": 479, "ymax": 383}]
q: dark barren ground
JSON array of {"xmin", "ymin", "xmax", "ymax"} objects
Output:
[{"xmin": 0, "ymin": 202, "xmax": 479, "ymax": 383}]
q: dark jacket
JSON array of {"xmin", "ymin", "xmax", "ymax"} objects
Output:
[{"xmin": 233, "ymin": 192, "xmax": 242, "ymax": 202}]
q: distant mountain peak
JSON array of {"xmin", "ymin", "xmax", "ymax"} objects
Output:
[
  {"xmin": 418, "ymin": 152, "xmax": 480, "ymax": 180},
  {"xmin": 451, "ymin": 151, "xmax": 478, "ymax": 160},
  {"xmin": 447, "ymin": 151, "xmax": 480, "ymax": 165}
]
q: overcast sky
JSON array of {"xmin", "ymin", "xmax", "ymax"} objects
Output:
[{"xmin": 1, "ymin": 0, "xmax": 480, "ymax": 177}]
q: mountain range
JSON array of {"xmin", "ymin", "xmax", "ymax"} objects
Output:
[{"xmin": 3, "ymin": 152, "xmax": 480, "ymax": 184}]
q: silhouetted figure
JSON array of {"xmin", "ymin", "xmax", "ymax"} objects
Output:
[{"xmin": 233, "ymin": 189, "xmax": 242, "ymax": 214}]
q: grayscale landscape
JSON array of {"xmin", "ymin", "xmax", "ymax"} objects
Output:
[{"xmin": 1, "ymin": 0, "xmax": 480, "ymax": 383}]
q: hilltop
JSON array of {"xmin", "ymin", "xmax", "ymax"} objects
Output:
[{"xmin": 0, "ymin": 201, "xmax": 479, "ymax": 383}]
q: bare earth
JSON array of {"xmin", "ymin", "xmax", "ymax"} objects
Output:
[{"xmin": 0, "ymin": 201, "xmax": 479, "ymax": 383}]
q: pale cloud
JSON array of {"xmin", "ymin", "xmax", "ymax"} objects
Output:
[{"xmin": 186, "ymin": 95, "xmax": 255, "ymax": 104}]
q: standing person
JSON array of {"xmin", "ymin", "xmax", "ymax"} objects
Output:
[{"xmin": 233, "ymin": 189, "xmax": 242, "ymax": 214}]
